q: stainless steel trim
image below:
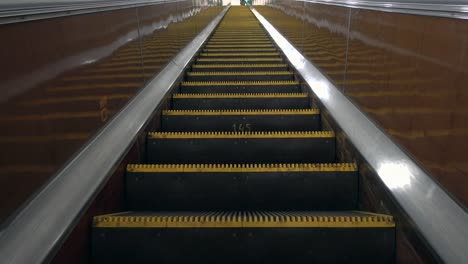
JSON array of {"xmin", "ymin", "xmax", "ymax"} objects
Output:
[
  {"xmin": 0, "ymin": 0, "xmax": 186, "ymax": 25},
  {"xmin": 0, "ymin": 5, "xmax": 229, "ymax": 264},
  {"xmin": 263, "ymin": 0, "xmax": 468, "ymax": 19},
  {"xmin": 252, "ymin": 7, "xmax": 468, "ymax": 264}
]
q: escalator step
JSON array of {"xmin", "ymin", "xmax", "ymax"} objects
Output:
[
  {"xmin": 186, "ymin": 71, "xmax": 294, "ymax": 81},
  {"xmin": 207, "ymin": 39, "xmax": 271, "ymax": 42},
  {"xmin": 196, "ymin": 57, "xmax": 283, "ymax": 64},
  {"xmin": 161, "ymin": 109, "xmax": 320, "ymax": 131},
  {"xmin": 172, "ymin": 93, "xmax": 309, "ymax": 109},
  {"xmin": 146, "ymin": 131, "xmax": 335, "ymax": 164},
  {"xmin": 192, "ymin": 64, "xmax": 288, "ymax": 72},
  {"xmin": 204, "ymin": 44, "xmax": 275, "ymax": 48},
  {"xmin": 180, "ymin": 81, "xmax": 300, "ymax": 93},
  {"xmin": 92, "ymin": 211, "xmax": 395, "ymax": 263},
  {"xmin": 209, "ymin": 33, "xmax": 268, "ymax": 36},
  {"xmin": 126, "ymin": 163, "xmax": 357, "ymax": 210},
  {"xmin": 208, "ymin": 38, "xmax": 271, "ymax": 42},
  {"xmin": 199, "ymin": 52, "xmax": 280, "ymax": 58},
  {"xmin": 202, "ymin": 48, "xmax": 278, "ymax": 53}
]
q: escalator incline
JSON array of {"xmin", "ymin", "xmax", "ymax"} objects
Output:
[{"xmin": 92, "ymin": 7, "xmax": 395, "ymax": 263}]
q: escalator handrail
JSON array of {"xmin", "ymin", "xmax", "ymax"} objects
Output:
[
  {"xmin": 0, "ymin": 5, "xmax": 230, "ymax": 264},
  {"xmin": 0, "ymin": 0, "xmax": 187, "ymax": 24},
  {"xmin": 251, "ymin": 6, "xmax": 468, "ymax": 264}
]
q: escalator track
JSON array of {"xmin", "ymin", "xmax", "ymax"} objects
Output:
[{"xmin": 92, "ymin": 7, "xmax": 395, "ymax": 263}]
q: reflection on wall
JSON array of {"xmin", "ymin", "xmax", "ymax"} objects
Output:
[
  {"xmin": 0, "ymin": 1, "xmax": 223, "ymax": 225},
  {"xmin": 256, "ymin": 3, "xmax": 468, "ymax": 209}
]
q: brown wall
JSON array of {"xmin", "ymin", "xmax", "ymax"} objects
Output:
[
  {"xmin": 256, "ymin": 2, "xmax": 468, "ymax": 208},
  {"xmin": 0, "ymin": 1, "xmax": 224, "ymax": 225}
]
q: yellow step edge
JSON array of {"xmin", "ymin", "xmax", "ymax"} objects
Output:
[
  {"xmin": 187, "ymin": 71, "xmax": 293, "ymax": 76},
  {"xmin": 181, "ymin": 81, "xmax": 299, "ymax": 86},
  {"xmin": 162, "ymin": 109, "xmax": 319, "ymax": 116},
  {"xmin": 147, "ymin": 131, "xmax": 334, "ymax": 139},
  {"xmin": 197, "ymin": 58, "xmax": 282, "ymax": 62},
  {"xmin": 127, "ymin": 163, "xmax": 357, "ymax": 173},
  {"xmin": 93, "ymin": 211, "xmax": 394, "ymax": 228},
  {"xmin": 193, "ymin": 64, "xmax": 287, "ymax": 68},
  {"xmin": 172, "ymin": 93, "xmax": 308, "ymax": 98}
]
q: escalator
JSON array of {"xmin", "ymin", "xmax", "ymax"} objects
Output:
[{"xmin": 92, "ymin": 7, "xmax": 395, "ymax": 263}]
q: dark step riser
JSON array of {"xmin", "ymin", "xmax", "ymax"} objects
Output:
[
  {"xmin": 208, "ymin": 39, "xmax": 271, "ymax": 42},
  {"xmin": 92, "ymin": 228, "xmax": 395, "ymax": 263},
  {"xmin": 202, "ymin": 49, "xmax": 277, "ymax": 53},
  {"xmin": 186, "ymin": 75, "xmax": 294, "ymax": 82},
  {"xmin": 211, "ymin": 35, "xmax": 267, "ymax": 37},
  {"xmin": 209, "ymin": 38, "xmax": 268, "ymax": 40},
  {"xmin": 199, "ymin": 55, "xmax": 281, "ymax": 58},
  {"xmin": 172, "ymin": 98, "xmax": 310, "ymax": 110},
  {"xmin": 147, "ymin": 137, "xmax": 335, "ymax": 163},
  {"xmin": 127, "ymin": 171, "xmax": 357, "ymax": 210},
  {"xmin": 162, "ymin": 115, "xmax": 320, "ymax": 132},
  {"xmin": 196, "ymin": 60, "xmax": 283, "ymax": 64},
  {"xmin": 180, "ymin": 86, "xmax": 301, "ymax": 93},
  {"xmin": 192, "ymin": 66, "xmax": 288, "ymax": 72},
  {"xmin": 204, "ymin": 46, "xmax": 276, "ymax": 49},
  {"xmin": 207, "ymin": 41, "xmax": 273, "ymax": 45}
]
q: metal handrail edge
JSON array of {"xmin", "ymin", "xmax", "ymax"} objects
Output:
[
  {"xmin": 0, "ymin": 0, "xmax": 187, "ymax": 25},
  {"xmin": 0, "ymin": 5, "xmax": 229, "ymax": 264},
  {"xmin": 251, "ymin": 7, "xmax": 468, "ymax": 264},
  {"xmin": 282, "ymin": 0, "xmax": 468, "ymax": 20}
]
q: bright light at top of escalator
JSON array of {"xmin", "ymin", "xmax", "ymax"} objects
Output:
[{"xmin": 377, "ymin": 161, "xmax": 413, "ymax": 190}]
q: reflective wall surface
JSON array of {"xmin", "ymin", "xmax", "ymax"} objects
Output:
[
  {"xmin": 0, "ymin": 1, "xmax": 223, "ymax": 225},
  {"xmin": 256, "ymin": 2, "xmax": 468, "ymax": 210}
]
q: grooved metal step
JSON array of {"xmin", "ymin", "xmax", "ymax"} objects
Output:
[
  {"xmin": 192, "ymin": 64, "xmax": 288, "ymax": 72},
  {"xmin": 202, "ymin": 48, "xmax": 278, "ymax": 53},
  {"xmin": 196, "ymin": 57, "xmax": 283, "ymax": 64},
  {"xmin": 172, "ymin": 93, "xmax": 310, "ymax": 109},
  {"xmin": 146, "ymin": 131, "xmax": 335, "ymax": 164},
  {"xmin": 161, "ymin": 109, "xmax": 320, "ymax": 131},
  {"xmin": 92, "ymin": 211, "xmax": 395, "ymax": 263},
  {"xmin": 204, "ymin": 44, "xmax": 275, "ymax": 48},
  {"xmin": 126, "ymin": 163, "xmax": 358, "ymax": 210},
  {"xmin": 208, "ymin": 39, "xmax": 271, "ymax": 42},
  {"xmin": 180, "ymin": 81, "xmax": 301, "ymax": 93},
  {"xmin": 207, "ymin": 41, "xmax": 273, "ymax": 45},
  {"xmin": 199, "ymin": 52, "xmax": 280, "ymax": 58},
  {"xmin": 186, "ymin": 71, "xmax": 294, "ymax": 81}
]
